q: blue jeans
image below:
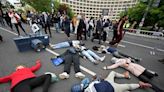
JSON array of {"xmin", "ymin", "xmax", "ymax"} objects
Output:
[
  {"xmin": 54, "ymin": 23, "xmax": 60, "ymax": 33},
  {"xmin": 51, "ymin": 42, "xmax": 70, "ymax": 49},
  {"xmin": 82, "ymin": 50, "xmax": 101, "ymax": 63}
]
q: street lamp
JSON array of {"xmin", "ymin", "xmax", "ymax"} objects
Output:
[
  {"xmin": 139, "ymin": 0, "xmax": 152, "ymax": 29},
  {"xmin": 51, "ymin": 0, "xmax": 54, "ymax": 13}
]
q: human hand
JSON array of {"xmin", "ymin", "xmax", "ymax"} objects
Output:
[
  {"xmin": 103, "ymin": 66, "xmax": 108, "ymax": 70},
  {"xmin": 36, "ymin": 59, "xmax": 41, "ymax": 64},
  {"xmin": 117, "ymin": 31, "xmax": 120, "ymax": 35}
]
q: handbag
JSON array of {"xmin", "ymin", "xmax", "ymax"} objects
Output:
[{"xmin": 51, "ymin": 57, "xmax": 64, "ymax": 66}]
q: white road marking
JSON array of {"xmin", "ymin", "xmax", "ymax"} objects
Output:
[
  {"xmin": 95, "ymin": 40, "xmax": 126, "ymax": 48},
  {"xmin": 0, "ymin": 27, "xmax": 18, "ymax": 35},
  {"xmin": 46, "ymin": 48, "xmax": 96, "ymax": 76},
  {"xmin": 51, "ymin": 28, "xmax": 126, "ymax": 48},
  {"xmin": 80, "ymin": 66, "xmax": 96, "ymax": 76},
  {"xmin": 1, "ymin": 27, "xmax": 97, "ymax": 76},
  {"xmin": 2, "ymin": 27, "xmax": 164, "ymax": 75},
  {"xmin": 122, "ymin": 40, "xmax": 164, "ymax": 52}
]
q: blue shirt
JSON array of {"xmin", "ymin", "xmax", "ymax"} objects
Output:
[
  {"xmin": 94, "ymin": 81, "xmax": 114, "ymax": 92},
  {"xmin": 107, "ymin": 47, "xmax": 117, "ymax": 53}
]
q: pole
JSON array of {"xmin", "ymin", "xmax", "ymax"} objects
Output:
[
  {"xmin": 139, "ymin": 0, "xmax": 152, "ymax": 29},
  {"xmin": 51, "ymin": 0, "xmax": 54, "ymax": 13}
]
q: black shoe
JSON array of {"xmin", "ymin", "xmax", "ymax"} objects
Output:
[
  {"xmin": 154, "ymin": 73, "xmax": 158, "ymax": 77},
  {"xmin": 135, "ymin": 58, "xmax": 141, "ymax": 62},
  {"xmin": 91, "ymin": 38, "xmax": 94, "ymax": 42}
]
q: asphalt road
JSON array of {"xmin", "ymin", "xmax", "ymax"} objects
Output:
[{"xmin": 0, "ymin": 25, "xmax": 164, "ymax": 92}]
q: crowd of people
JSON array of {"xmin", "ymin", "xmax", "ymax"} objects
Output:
[
  {"xmin": 0, "ymin": 6, "xmax": 128, "ymax": 46},
  {"xmin": 0, "ymin": 7, "xmax": 163, "ymax": 92}
]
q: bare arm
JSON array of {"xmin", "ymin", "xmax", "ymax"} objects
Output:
[{"xmin": 106, "ymin": 63, "xmax": 120, "ymax": 69}]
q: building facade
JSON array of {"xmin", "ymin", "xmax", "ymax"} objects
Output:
[{"xmin": 60, "ymin": 0, "xmax": 138, "ymax": 20}]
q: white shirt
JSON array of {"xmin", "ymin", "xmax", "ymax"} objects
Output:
[
  {"xmin": 72, "ymin": 40, "xmax": 80, "ymax": 47},
  {"xmin": 8, "ymin": 12, "xmax": 20, "ymax": 24},
  {"xmin": 31, "ymin": 23, "xmax": 40, "ymax": 33}
]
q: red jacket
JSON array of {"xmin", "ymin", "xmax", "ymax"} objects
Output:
[{"xmin": 0, "ymin": 60, "xmax": 41, "ymax": 90}]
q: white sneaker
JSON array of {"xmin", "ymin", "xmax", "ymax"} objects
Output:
[
  {"xmin": 100, "ymin": 56, "xmax": 106, "ymax": 62},
  {"xmin": 75, "ymin": 72, "xmax": 85, "ymax": 79},
  {"xmin": 59, "ymin": 72, "xmax": 69, "ymax": 79}
]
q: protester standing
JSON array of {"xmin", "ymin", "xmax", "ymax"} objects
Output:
[{"xmin": 8, "ymin": 9, "xmax": 27, "ymax": 36}]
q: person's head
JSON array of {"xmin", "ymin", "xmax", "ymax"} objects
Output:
[
  {"xmin": 9, "ymin": 9, "xmax": 14, "ymax": 13},
  {"xmin": 15, "ymin": 65, "xmax": 25, "ymax": 71},
  {"xmin": 112, "ymin": 20, "xmax": 117, "ymax": 25},
  {"xmin": 122, "ymin": 15, "xmax": 128, "ymax": 20},
  {"xmin": 77, "ymin": 14, "xmax": 82, "ymax": 20},
  {"xmin": 99, "ymin": 15, "xmax": 103, "ymax": 19},
  {"xmin": 111, "ymin": 57, "xmax": 119, "ymax": 63},
  {"xmin": 90, "ymin": 17, "xmax": 93, "ymax": 20},
  {"xmin": 92, "ymin": 46, "xmax": 99, "ymax": 51}
]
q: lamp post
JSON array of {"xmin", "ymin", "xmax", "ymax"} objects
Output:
[
  {"xmin": 139, "ymin": 0, "xmax": 152, "ymax": 29},
  {"xmin": 51, "ymin": 0, "xmax": 54, "ymax": 13}
]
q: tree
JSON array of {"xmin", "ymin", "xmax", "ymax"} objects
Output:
[
  {"xmin": 58, "ymin": 4, "xmax": 74, "ymax": 18},
  {"xmin": 22, "ymin": 0, "xmax": 74, "ymax": 18},
  {"xmin": 23, "ymin": 0, "xmax": 51, "ymax": 12},
  {"xmin": 120, "ymin": 0, "xmax": 164, "ymax": 28}
]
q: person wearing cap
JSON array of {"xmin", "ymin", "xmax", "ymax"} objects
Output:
[
  {"xmin": 92, "ymin": 45, "xmax": 141, "ymax": 62},
  {"xmin": 74, "ymin": 45, "xmax": 106, "ymax": 65},
  {"xmin": 103, "ymin": 57, "xmax": 163, "ymax": 92},
  {"xmin": 0, "ymin": 59, "xmax": 56, "ymax": 92},
  {"xmin": 50, "ymin": 40, "xmax": 84, "ymax": 50},
  {"xmin": 84, "ymin": 71, "xmax": 152, "ymax": 92},
  {"xmin": 58, "ymin": 48, "xmax": 85, "ymax": 79}
]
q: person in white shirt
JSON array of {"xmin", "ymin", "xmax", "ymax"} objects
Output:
[
  {"xmin": 50, "ymin": 40, "xmax": 84, "ymax": 49},
  {"xmin": 8, "ymin": 9, "xmax": 27, "ymax": 36},
  {"xmin": 31, "ymin": 21, "xmax": 40, "ymax": 35},
  {"xmin": 84, "ymin": 71, "xmax": 152, "ymax": 92},
  {"xmin": 74, "ymin": 45, "xmax": 106, "ymax": 65},
  {"xmin": 103, "ymin": 57, "xmax": 163, "ymax": 92}
]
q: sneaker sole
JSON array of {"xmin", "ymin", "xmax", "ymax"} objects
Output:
[{"xmin": 59, "ymin": 75, "xmax": 69, "ymax": 79}]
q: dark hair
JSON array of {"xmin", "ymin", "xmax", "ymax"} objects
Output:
[{"xmin": 92, "ymin": 46, "xmax": 99, "ymax": 51}]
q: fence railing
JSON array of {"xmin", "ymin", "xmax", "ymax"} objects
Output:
[{"xmin": 124, "ymin": 28, "xmax": 164, "ymax": 37}]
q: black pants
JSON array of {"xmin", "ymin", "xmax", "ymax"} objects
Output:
[
  {"xmin": 14, "ymin": 22, "xmax": 27, "ymax": 36},
  {"xmin": 138, "ymin": 70, "xmax": 164, "ymax": 92},
  {"xmin": 88, "ymin": 25, "xmax": 92, "ymax": 37},
  {"xmin": 83, "ymin": 30, "xmax": 87, "ymax": 40},
  {"xmin": 112, "ymin": 29, "xmax": 117, "ymax": 41},
  {"xmin": 109, "ymin": 34, "xmax": 123, "ymax": 45},
  {"xmin": 77, "ymin": 30, "xmax": 83, "ymax": 40},
  {"xmin": 113, "ymin": 51, "xmax": 139, "ymax": 62},
  {"xmin": 65, "ymin": 29, "xmax": 70, "ymax": 37},
  {"xmin": 12, "ymin": 74, "xmax": 51, "ymax": 92},
  {"xmin": 0, "ymin": 16, "xmax": 5, "ymax": 26},
  {"xmin": 64, "ymin": 53, "xmax": 81, "ymax": 74},
  {"xmin": 0, "ymin": 35, "xmax": 2, "ymax": 41},
  {"xmin": 4, "ymin": 18, "xmax": 13, "ymax": 29},
  {"xmin": 92, "ymin": 32, "xmax": 102, "ymax": 44},
  {"xmin": 44, "ymin": 24, "xmax": 52, "ymax": 37}
]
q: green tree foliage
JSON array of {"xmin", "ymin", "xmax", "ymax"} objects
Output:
[
  {"xmin": 58, "ymin": 4, "xmax": 74, "ymax": 18},
  {"xmin": 22, "ymin": 0, "xmax": 74, "ymax": 18},
  {"xmin": 121, "ymin": 0, "xmax": 164, "ymax": 27},
  {"xmin": 23, "ymin": 0, "xmax": 51, "ymax": 12}
]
